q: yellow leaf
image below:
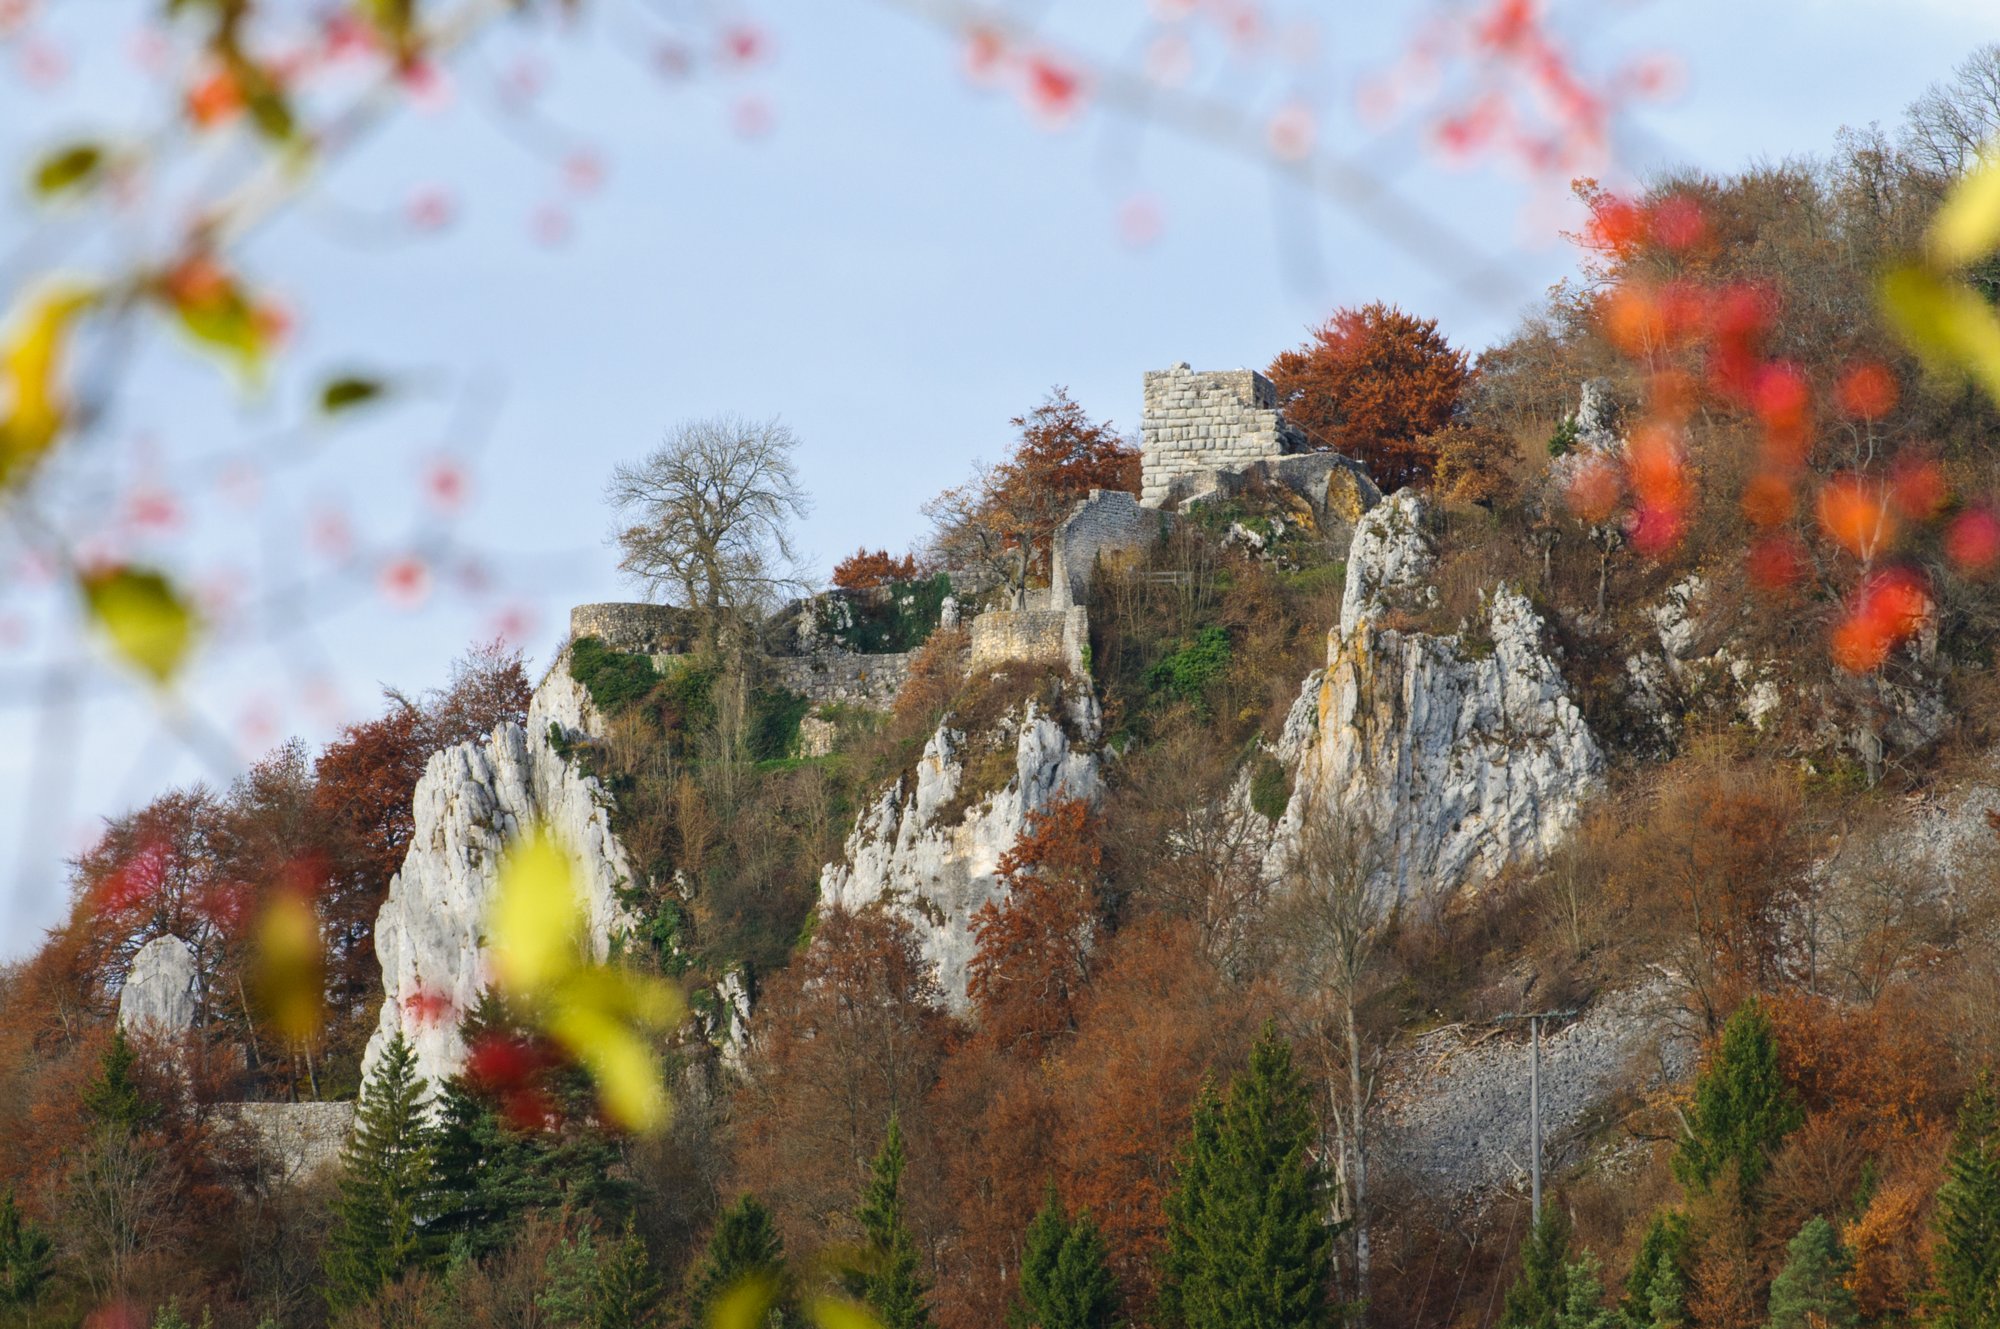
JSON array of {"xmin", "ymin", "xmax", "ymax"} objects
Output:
[
  {"xmin": 708, "ymin": 1274, "xmax": 780, "ymax": 1329},
  {"xmin": 1880, "ymin": 264, "xmax": 2000, "ymax": 403},
  {"xmin": 545, "ymin": 966, "xmax": 680, "ymax": 1132},
  {"xmin": 80, "ymin": 566, "xmax": 198, "ymax": 684},
  {"xmin": 804, "ymin": 1296, "xmax": 885, "ymax": 1329},
  {"xmin": 1929, "ymin": 143, "xmax": 2000, "ymax": 267},
  {"xmin": 0, "ymin": 285, "xmax": 94, "ymax": 487},
  {"xmin": 489, "ymin": 831, "xmax": 584, "ymax": 994},
  {"xmin": 253, "ymin": 891, "xmax": 326, "ymax": 1040}
]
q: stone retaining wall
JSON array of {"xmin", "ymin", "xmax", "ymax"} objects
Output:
[
  {"xmin": 969, "ymin": 606, "xmax": 1088, "ymax": 675},
  {"xmin": 1140, "ymin": 362, "xmax": 1307, "ymax": 507},
  {"xmin": 770, "ymin": 652, "xmax": 912, "ymax": 711},
  {"xmin": 229, "ymin": 1100, "xmax": 355, "ymax": 1186}
]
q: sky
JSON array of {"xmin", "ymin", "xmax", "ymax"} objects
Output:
[{"xmin": 0, "ymin": 0, "xmax": 1995, "ymax": 956}]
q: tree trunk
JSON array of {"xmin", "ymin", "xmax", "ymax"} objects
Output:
[{"xmin": 1347, "ymin": 997, "xmax": 1371, "ymax": 1314}]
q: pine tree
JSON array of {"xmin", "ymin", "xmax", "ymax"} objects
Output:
[
  {"xmin": 538, "ymin": 1222, "xmax": 604, "ymax": 1329},
  {"xmin": 431, "ymin": 998, "xmax": 630, "ymax": 1257},
  {"xmin": 1553, "ymin": 1252, "xmax": 1617, "ymax": 1329},
  {"xmin": 1501, "ymin": 1207, "xmax": 1574, "ymax": 1329},
  {"xmin": 1619, "ymin": 1211, "xmax": 1690, "ymax": 1329},
  {"xmin": 1159, "ymin": 1025, "xmax": 1335, "ymax": 1329},
  {"xmin": 1671, "ymin": 998, "xmax": 1801, "ymax": 1198},
  {"xmin": 686, "ymin": 1195, "xmax": 796, "ymax": 1329},
  {"xmin": 83, "ymin": 1024, "xmax": 158, "ymax": 1133},
  {"xmin": 1934, "ymin": 1071, "xmax": 2000, "ymax": 1329},
  {"xmin": 1642, "ymin": 1253, "xmax": 1686, "ymax": 1329},
  {"xmin": 843, "ymin": 1117, "xmax": 932, "ymax": 1329},
  {"xmin": 1013, "ymin": 1184, "xmax": 1120, "ymax": 1329},
  {"xmin": 1767, "ymin": 1217, "xmax": 1856, "ymax": 1329},
  {"xmin": 597, "ymin": 1217, "xmax": 663, "ymax": 1329},
  {"xmin": 325, "ymin": 1031, "xmax": 440, "ymax": 1310},
  {"xmin": 0, "ymin": 1189, "xmax": 53, "ymax": 1311}
]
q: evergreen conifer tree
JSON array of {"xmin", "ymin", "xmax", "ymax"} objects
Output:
[
  {"xmin": 1013, "ymin": 1184, "xmax": 1120, "ymax": 1329},
  {"xmin": 325, "ymin": 1031, "xmax": 440, "ymax": 1310},
  {"xmin": 83, "ymin": 1024, "xmax": 158, "ymax": 1133},
  {"xmin": 1934, "ymin": 1071, "xmax": 2000, "ymax": 1329},
  {"xmin": 1619, "ymin": 1212, "xmax": 1690, "ymax": 1329},
  {"xmin": 430, "ymin": 998, "xmax": 630, "ymax": 1256},
  {"xmin": 1158, "ymin": 1024, "xmax": 1334, "ymax": 1329},
  {"xmin": 1501, "ymin": 1207, "xmax": 1574, "ymax": 1329},
  {"xmin": 1553, "ymin": 1252, "xmax": 1617, "ymax": 1329},
  {"xmin": 1767, "ymin": 1217, "xmax": 1856, "ymax": 1329},
  {"xmin": 843, "ymin": 1117, "xmax": 932, "ymax": 1329},
  {"xmin": 1643, "ymin": 1252, "xmax": 1687, "ymax": 1329},
  {"xmin": 0, "ymin": 1189, "xmax": 53, "ymax": 1311},
  {"xmin": 597, "ymin": 1217, "xmax": 663, "ymax": 1329},
  {"xmin": 1671, "ymin": 999, "xmax": 1801, "ymax": 1198},
  {"xmin": 686, "ymin": 1194, "xmax": 796, "ymax": 1329}
]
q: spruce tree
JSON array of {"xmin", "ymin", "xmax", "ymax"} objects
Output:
[
  {"xmin": 325, "ymin": 1031, "xmax": 440, "ymax": 1310},
  {"xmin": 1553, "ymin": 1252, "xmax": 1617, "ymax": 1329},
  {"xmin": 1619, "ymin": 1211, "xmax": 1690, "ymax": 1329},
  {"xmin": 1671, "ymin": 998, "xmax": 1801, "ymax": 1198},
  {"xmin": 1642, "ymin": 1252, "xmax": 1686, "ymax": 1329},
  {"xmin": 1013, "ymin": 1184, "xmax": 1120, "ymax": 1329},
  {"xmin": 597, "ymin": 1217, "xmax": 663, "ymax": 1329},
  {"xmin": 0, "ymin": 1189, "xmax": 53, "ymax": 1311},
  {"xmin": 843, "ymin": 1117, "xmax": 932, "ymax": 1329},
  {"xmin": 431, "ymin": 998, "xmax": 630, "ymax": 1256},
  {"xmin": 83, "ymin": 1024, "xmax": 158, "ymax": 1133},
  {"xmin": 1767, "ymin": 1217, "xmax": 1856, "ymax": 1329},
  {"xmin": 1934, "ymin": 1071, "xmax": 2000, "ymax": 1329},
  {"xmin": 1501, "ymin": 1207, "xmax": 1574, "ymax": 1329},
  {"xmin": 686, "ymin": 1194, "xmax": 796, "ymax": 1329},
  {"xmin": 1159, "ymin": 1025, "xmax": 1335, "ymax": 1329}
]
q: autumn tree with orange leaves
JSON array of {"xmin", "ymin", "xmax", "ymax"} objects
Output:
[
  {"xmin": 1267, "ymin": 303, "xmax": 1472, "ymax": 490},
  {"xmin": 925, "ymin": 388, "xmax": 1138, "ymax": 600}
]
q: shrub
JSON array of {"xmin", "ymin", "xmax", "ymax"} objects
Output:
[
  {"xmin": 747, "ymin": 688, "xmax": 810, "ymax": 763},
  {"xmin": 1547, "ymin": 415, "xmax": 1580, "ymax": 458},
  {"xmin": 567, "ymin": 636, "xmax": 660, "ymax": 714},
  {"xmin": 833, "ymin": 548, "xmax": 919, "ymax": 591},
  {"xmin": 1249, "ymin": 753, "xmax": 1291, "ymax": 821},
  {"xmin": 1146, "ymin": 627, "xmax": 1233, "ymax": 712}
]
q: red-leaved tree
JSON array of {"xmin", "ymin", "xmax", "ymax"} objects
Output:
[{"xmin": 1267, "ymin": 302, "xmax": 1471, "ymax": 489}]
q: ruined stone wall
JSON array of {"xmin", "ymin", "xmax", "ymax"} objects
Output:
[
  {"xmin": 569, "ymin": 603, "xmax": 699, "ymax": 655},
  {"xmin": 770, "ymin": 652, "xmax": 912, "ymax": 710},
  {"xmin": 969, "ymin": 606, "xmax": 1088, "ymax": 675},
  {"xmin": 229, "ymin": 1101, "xmax": 355, "ymax": 1185},
  {"xmin": 1050, "ymin": 489, "xmax": 1168, "ymax": 609},
  {"xmin": 1140, "ymin": 362, "xmax": 1306, "ymax": 507}
]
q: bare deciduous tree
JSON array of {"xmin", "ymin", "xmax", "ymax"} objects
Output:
[
  {"xmin": 606, "ymin": 415, "xmax": 812, "ymax": 639},
  {"xmin": 1274, "ymin": 801, "xmax": 1385, "ymax": 1314},
  {"xmin": 1903, "ymin": 43, "xmax": 2000, "ymax": 178}
]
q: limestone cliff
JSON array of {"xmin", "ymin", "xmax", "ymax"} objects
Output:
[
  {"xmin": 1269, "ymin": 491, "xmax": 1604, "ymax": 902},
  {"xmin": 820, "ymin": 693, "xmax": 1101, "ymax": 1009},
  {"xmin": 118, "ymin": 933, "xmax": 200, "ymax": 1039},
  {"xmin": 361, "ymin": 661, "xmax": 637, "ymax": 1094}
]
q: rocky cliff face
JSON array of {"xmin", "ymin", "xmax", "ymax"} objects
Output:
[
  {"xmin": 820, "ymin": 693, "xmax": 1101, "ymax": 1009},
  {"xmin": 118, "ymin": 934, "xmax": 200, "ymax": 1039},
  {"xmin": 361, "ymin": 661, "xmax": 636, "ymax": 1094},
  {"xmin": 1269, "ymin": 491, "xmax": 1605, "ymax": 902}
]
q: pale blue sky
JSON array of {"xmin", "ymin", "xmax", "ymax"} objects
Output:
[{"xmin": 2, "ymin": 0, "xmax": 1994, "ymax": 955}]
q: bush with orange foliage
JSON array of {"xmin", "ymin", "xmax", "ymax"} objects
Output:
[
  {"xmin": 1267, "ymin": 303, "xmax": 1471, "ymax": 489},
  {"xmin": 832, "ymin": 547, "xmax": 920, "ymax": 591}
]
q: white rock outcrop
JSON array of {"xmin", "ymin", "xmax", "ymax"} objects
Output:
[
  {"xmin": 118, "ymin": 934, "xmax": 200, "ymax": 1039},
  {"xmin": 1270, "ymin": 491, "xmax": 1604, "ymax": 902},
  {"xmin": 820, "ymin": 696, "xmax": 1101, "ymax": 1009},
  {"xmin": 361, "ymin": 663, "xmax": 638, "ymax": 1094}
]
